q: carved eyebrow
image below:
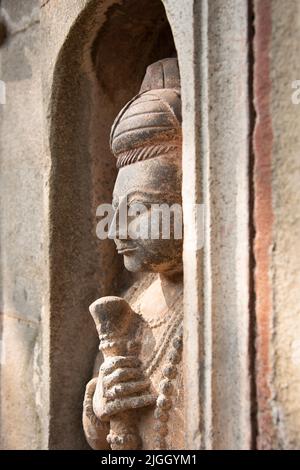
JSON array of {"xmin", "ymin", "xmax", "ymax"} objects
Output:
[
  {"xmin": 112, "ymin": 191, "xmax": 147, "ymax": 209},
  {"xmin": 129, "ymin": 190, "xmax": 182, "ymax": 202},
  {"xmin": 112, "ymin": 189, "xmax": 180, "ymax": 208},
  {"xmin": 127, "ymin": 190, "xmax": 161, "ymax": 200}
]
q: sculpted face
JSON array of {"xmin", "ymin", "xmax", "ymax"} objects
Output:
[
  {"xmin": 108, "ymin": 59, "xmax": 182, "ymax": 274},
  {"xmin": 111, "ymin": 153, "xmax": 183, "ymax": 274}
]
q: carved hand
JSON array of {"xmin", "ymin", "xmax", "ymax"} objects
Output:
[
  {"xmin": 88, "ymin": 296, "xmax": 156, "ymax": 449},
  {"xmin": 93, "ymin": 355, "xmax": 152, "ymax": 421},
  {"xmin": 82, "ymin": 377, "xmax": 110, "ymax": 450}
]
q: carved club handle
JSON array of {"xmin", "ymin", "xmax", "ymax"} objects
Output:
[{"xmin": 89, "ymin": 296, "xmax": 155, "ymax": 450}]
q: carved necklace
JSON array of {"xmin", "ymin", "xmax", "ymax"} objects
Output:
[
  {"xmin": 143, "ymin": 309, "xmax": 182, "ymax": 377},
  {"xmin": 135, "ymin": 291, "xmax": 182, "ymax": 329},
  {"xmin": 137, "ymin": 290, "xmax": 183, "ymax": 450},
  {"xmin": 153, "ymin": 322, "xmax": 183, "ymax": 450}
]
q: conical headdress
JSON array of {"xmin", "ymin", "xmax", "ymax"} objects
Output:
[{"xmin": 110, "ymin": 58, "xmax": 182, "ymax": 168}]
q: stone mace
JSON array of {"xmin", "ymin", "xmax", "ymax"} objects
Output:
[{"xmin": 90, "ymin": 296, "xmax": 156, "ymax": 450}]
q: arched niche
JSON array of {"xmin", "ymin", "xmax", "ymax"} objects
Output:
[
  {"xmin": 48, "ymin": 0, "xmax": 176, "ymax": 449},
  {"xmin": 45, "ymin": 0, "xmax": 251, "ymax": 451}
]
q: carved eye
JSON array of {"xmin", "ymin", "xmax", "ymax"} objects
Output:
[{"xmin": 128, "ymin": 200, "xmax": 149, "ymax": 215}]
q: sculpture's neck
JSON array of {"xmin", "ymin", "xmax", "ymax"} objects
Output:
[{"xmin": 158, "ymin": 272, "xmax": 183, "ymax": 303}]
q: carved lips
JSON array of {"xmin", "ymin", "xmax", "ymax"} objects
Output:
[{"xmin": 116, "ymin": 244, "xmax": 138, "ymax": 255}]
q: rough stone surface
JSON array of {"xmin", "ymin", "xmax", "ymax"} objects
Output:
[
  {"xmin": 270, "ymin": 0, "xmax": 300, "ymax": 449},
  {"xmin": 0, "ymin": 0, "xmax": 45, "ymax": 449},
  {"xmin": 0, "ymin": 21, "xmax": 6, "ymax": 46},
  {"xmin": 168, "ymin": 0, "xmax": 251, "ymax": 450},
  {"xmin": 253, "ymin": 0, "xmax": 276, "ymax": 450},
  {"xmin": 0, "ymin": 0, "xmax": 299, "ymax": 452},
  {"xmin": 205, "ymin": 0, "xmax": 251, "ymax": 450},
  {"xmin": 253, "ymin": 0, "xmax": 300, "ymax": 450}
]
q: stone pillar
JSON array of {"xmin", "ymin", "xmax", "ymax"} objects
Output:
[
  {"xmin": 164, "ymin": 0, "xmax": 252, "ymax": 449},
  {"xmin": 253, "ymin": 0, "xmax": 300, "ymax": 450},
  {"xmin": 0, "ymin": 0, "xmax": 47, "ymax": 449}
]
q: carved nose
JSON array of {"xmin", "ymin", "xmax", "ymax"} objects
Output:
[{"xmin": 108, "ymin": 204, "xmax": 129, "ymax": 241}]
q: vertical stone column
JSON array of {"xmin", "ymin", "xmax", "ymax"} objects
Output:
[
  {"xmin": 253, "ymin": 0, "xmax": 300, "ymax": 450},
  {"xmin": 164, "ymin": 0, "xmax": 251, "ymax": 449}
]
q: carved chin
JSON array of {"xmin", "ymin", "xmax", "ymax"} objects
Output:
[
  {"xmin": 123, "ymin": 253, "xmax": 182, "ymax": 275},
  {"xmin": 123, "ymin": 254, "xmax": 144, "ymax": 273}
]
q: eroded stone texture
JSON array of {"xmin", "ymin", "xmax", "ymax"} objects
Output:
[
  {"xmin": 253, "ymin": 0, "xmax": 276, "ymax": 450},
  {"xmin": 253, "ymin": 0, "xmax": 300, "ymax": 450},
  {"xmin": 83, "ymin": 58, "xmax": 184, "ymax": 450},
  {"xmin": 0, "ymin": 0, "xmax": 45, "ymax": 450},
  {"xmin": 0, "ymin": 21, "xmax": 6, "ymax": 46},
  {"xmin": 270, "ymin": 0, "xmax": 300, "ymax": 450}
]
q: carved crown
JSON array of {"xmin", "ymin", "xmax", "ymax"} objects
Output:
[{"xmin": 110, "ymin": 58, "xmax": 182, "ymax": 168}]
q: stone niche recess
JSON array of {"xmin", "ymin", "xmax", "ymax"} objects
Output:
[
  {"xmin": 48, "ymin": 0, "xmax": 176, "ymax": 450},
  {"xmin": 46, "ymin": 0, "xmax": 250, "ymax": 451}
]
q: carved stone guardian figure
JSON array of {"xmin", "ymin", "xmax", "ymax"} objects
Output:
[{"xmin": 83, "ymin": 58, "xmax": 184, "ymax": 450}]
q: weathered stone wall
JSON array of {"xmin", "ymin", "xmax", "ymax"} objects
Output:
[
  {"xmin": 0, "ymin": 0, "xmax": 47, "ymax": 449},
  {"xmin": 253, "ymin": 0, "xmax": 300, "ymax": 450},
  {"xmin": 0, "ymin": 0, "xmax": 299, "ymax": 451}
]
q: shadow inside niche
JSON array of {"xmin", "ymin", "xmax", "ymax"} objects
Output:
[{"xmin": 92, "ymin": 0, "xmax": 176, "ymax": 108}]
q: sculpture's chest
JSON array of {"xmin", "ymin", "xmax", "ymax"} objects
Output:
[
  {"xmin": 139, "ymin": 331, "xmax": 184, "ymax": 450},
  {"xmin": 129, "ymin": 278, "xmax": 184, "ymax": 450}
]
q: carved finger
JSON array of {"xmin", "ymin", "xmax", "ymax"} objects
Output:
[
  {"xmin": 83, "ymin": 378, "xmax": 110, "ymax": 450},
  {"xmin": 103, "ymin": 379, "xmax": 151, "ymax": 399},
  {"xmin": 84, "ymin": 378, "xmax": 98, "ymax": 403},
  {"xmin": 83, "ymin": 378, "xmax": 104, "ymax": 428},
  {"xmin": 100, "ymin": 356, "xmax": 140, "ymax": 376},
  {"xmin": 103, "ymin": 367, "xmax": 143, "ymax": 389}
]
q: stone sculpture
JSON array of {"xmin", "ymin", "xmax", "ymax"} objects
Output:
[{"xmin": 83, "ymin": 58, "xmax": 184, "ymax": 450}]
